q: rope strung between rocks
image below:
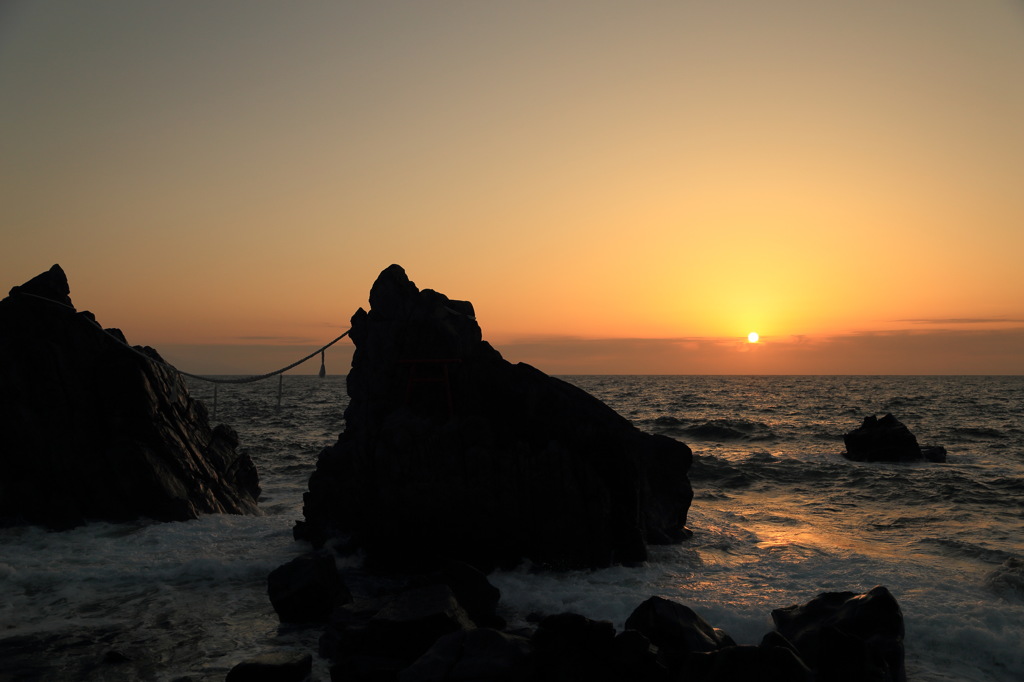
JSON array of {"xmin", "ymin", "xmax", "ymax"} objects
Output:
[
  {"xmin": 175, "ymin": 330, "xmax": 350, "ymax": 384},
  {"xmin": 13, "ymin": 290, "xmax": 351, "ymax": 385}
]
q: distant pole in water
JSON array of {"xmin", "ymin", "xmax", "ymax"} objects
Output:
[
  {"xmin": 319, "ymin": 349, "xmax": 326, "ymax": 378},
  {"xmin": 212, "ymin": 384, "xmax": 218, "ymax": 421},
  {"xmin": 277, "ymin": 374, "xmax": 283, "ymax": 408}
]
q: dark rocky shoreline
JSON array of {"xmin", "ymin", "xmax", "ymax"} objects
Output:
[
  {"xmin": 258, "ymin": 550, "xmax": 905, "ymax": 682},
  {"xmin": 1, "ymin": 265, "xmax": 913, "ymax": 681}
]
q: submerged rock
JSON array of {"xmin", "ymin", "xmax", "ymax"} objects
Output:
[
  {"xmin": 0, "ymin": 265, "xmax": 260, "ymax": 528},
  {"xmin": 296, "ymin": 264, "xmax": 693, "ymax": 570},
  {"xmin": 842, "ymin": 413, "xmax": 946, "ymax": 463}
]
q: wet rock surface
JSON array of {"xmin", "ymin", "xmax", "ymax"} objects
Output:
[
  {"xmin": 0, "ymin": 264, "xmax": 260, "ymax": 528},
  {"xmin": 772, "ymin": 585, "xmax": 906, "ymax": 682}
]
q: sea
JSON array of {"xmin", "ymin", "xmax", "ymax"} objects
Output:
[{"xmin": 1, "ymin": 375, "xmax": 1022, "ymax": 681}]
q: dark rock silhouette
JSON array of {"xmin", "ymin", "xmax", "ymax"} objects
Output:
[
  {"xmin": 842, "ymin": 413, "xmax": 947, "ymax": 463},
  {"xmin": 771, "ymin": 585, "xmax": 906, "ymax": 682},
  {"xmin": 268, "ymin": 551, "xmax": 352, "ymax": 623},
  {"xmin": 624, "ymin": 596, "xmax": 735, "ymax": 673},
  {"xmin": 295, "ymin": 264, "xmax": 693, "ymax": 570},
  {"xmin": 531, "ymin": 612, "xmax": 617, "ymax": 682},
  {"xmin": 0, "ymin": 264, "xmax": 260, "ymax": 528},
  {"xmin": 306, "ymin": 565, "xmax": 902, "ymax": 682},
  {"xmin": 400, "ymin": 628, "xmax": 533, "ymax": 682},
  {"xmin": 323, "ymin": 584, "xmax": 478, "ymax": 679},
  {"xmin": 685, "ymin": 644, "xmax": 811, "ymax": 682}
]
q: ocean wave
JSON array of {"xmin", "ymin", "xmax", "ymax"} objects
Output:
[
  {"xmin": 990, "ymin": 476, "xmax": 1024, "ymax": 493},
  {"xmin": 917, "ymin": 537, "xmax": 1015, "ymax": 565},
  {"xmin": 689, "ymin": 455, "xmax": 759, "ymax": 489},
  {"xmin": 647, "ymin": 417, "xmax": 776, "ymax": 442},
  {"xmin": 945, "ymin": 426, "xmax": 1009, "ymax": 441},
  {"xmin": 867, "ymin": 514, "xmax": 942, "ymax": 530},
  {"xmin": 985, "ymin": 557, "xmax": 1024, "ymax": 600}
]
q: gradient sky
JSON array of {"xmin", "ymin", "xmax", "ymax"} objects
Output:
[{"xmin": 3, "ymin": 1, "xmax": 1024, "ymax": 374}]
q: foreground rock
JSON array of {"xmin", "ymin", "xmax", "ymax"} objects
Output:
[
  {"xmin": 0, "ymin": 265, "xmax": 260, "ymax": 528},
  {"xmin": 296, "ymin": 264, "xmax": 693, "ymax": 570},
  {"xmin": 268, "ymin": 551, "xmax": 352, "ymax": 623},
  {"xmin": 772, "ymin": 585, "xmax": 906, "ymax": 682},
  {"xmin": 306, "ymin": 571, "xmax": 902, "ymax": 682},
  {"xmin": 843, "ymin": 413, "xmax": 947, "ymax": 463}
]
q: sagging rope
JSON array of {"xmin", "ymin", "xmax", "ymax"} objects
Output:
[
  {"xmin": 174, "ymin": 329, "xmax": 350, "ymax": 384},
  {"xmin": 13, "ymin": 290, "xmax": 351, "ymax": 385}
]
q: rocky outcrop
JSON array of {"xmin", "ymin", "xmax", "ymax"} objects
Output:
[
  {"xmin": 296, "ymin": 264, "xmax": 693, "ymax": 570},
  {"xmin": 0, "ymin": 265, "xmax": 260, "ymax": 528},
  {"xmin": 314, "ymin": 579, "xmax": 902, "ymax": 682},
  {"xmin": 843, "ymin": 413, "xmax": 947, "ymax": 463}
]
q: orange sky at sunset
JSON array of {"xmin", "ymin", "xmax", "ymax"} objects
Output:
[{"xmin": 3, "ymin": 1, "xmax": 1024, "ymax": 375}]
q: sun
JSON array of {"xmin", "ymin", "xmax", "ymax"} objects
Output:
[{"xmin": 747, "ymin": 331, "xmax": 760, "ymax": 343}]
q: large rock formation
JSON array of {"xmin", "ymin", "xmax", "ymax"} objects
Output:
[
  {"xmin": 296, "ymin": 264, "xmax": 693, "ymax": 570},
  {"xmin": 0, "ymin": 265, "xmax": 260, "ymax": 528}
]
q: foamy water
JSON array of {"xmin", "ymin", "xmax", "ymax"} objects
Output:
[{"xmin": 1, "ymin": 375, "xmax": 1021, "ymax": 680}]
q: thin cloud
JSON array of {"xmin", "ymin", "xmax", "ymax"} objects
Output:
[
  {"xmin": 493, "ymin": 328, "xmax": 1024, "ymax": 375},
  {"xmin": 899, "ymin": 318, "xmax": 1024, "ymax": 325}
]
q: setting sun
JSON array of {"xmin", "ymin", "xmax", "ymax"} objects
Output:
[{"xmin": 748, "ymin": 332, "xmax": 760, "ymax": 344}]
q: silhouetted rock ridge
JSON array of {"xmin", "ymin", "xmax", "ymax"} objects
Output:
[
  {"xmin": 296, "ymin": 264, "xmax": 693, "ymax": 570},
  {"xmin": 0, "ymin": 264, "xmax": 260, "ymax": 528}
]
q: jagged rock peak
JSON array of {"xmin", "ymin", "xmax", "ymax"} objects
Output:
[
  {"xmin": 298, "ymin": 265, "xmax": 694, "ymax": 571},
  {"xmin": 0, "ymin": 265, "xmax": 261, "ymax": 528},
  {"xmin": 8, "ymin": 263, "xmax": 73, "ymax": 308}
]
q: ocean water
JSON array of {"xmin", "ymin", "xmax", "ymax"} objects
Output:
[{"xmin": 1, "ymin": 375, "xmax": 1022, "ymax": 681}]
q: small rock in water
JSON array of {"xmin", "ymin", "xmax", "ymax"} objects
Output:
[{"xmin": 842, "ymin": 413, "xmax": 946, "ymax": 463}]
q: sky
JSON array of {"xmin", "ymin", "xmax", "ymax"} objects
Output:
[{"xmin": 2, "ymin": 1, "xmax": 1024, "ymax": 375}]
